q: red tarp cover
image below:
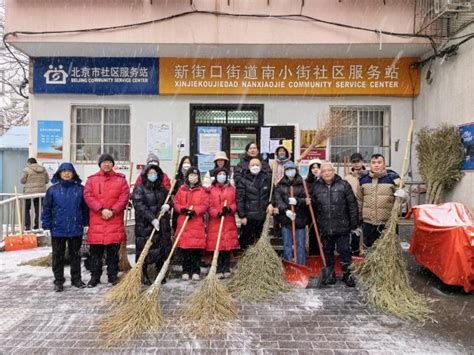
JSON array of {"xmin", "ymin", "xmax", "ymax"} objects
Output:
[{"xmin": 408, "ymin": 203, "xmax": 474, "ymax": 293}]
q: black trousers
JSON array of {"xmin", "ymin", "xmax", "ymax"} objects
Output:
[
  {"xmin": 52, "ymin": 236, "xmax": 83, "ymax": 286},
  {"xmin": 362, "ymin": 223, "xmax": 385, "ymax": 248},
  {"xmin": 239, "ymin": 219, "xmax": 265, "ymax": 250},
  {"xmin": 308, "ymin": 222, "xmax": 321, "ymax": 256},
  {"xmin": 217, "ymin": 251, "xmax": 231, "ymax": 274},
  {"xmin": 181, "ymin": 248, "xmax": 201, "ymax": 276},
  {"xmin": 25, "ymin": 198, "xmax": 40, "ymax": 230},
  {"xmin": 89, "ymin": 243, "xmax": 120, "ymax": 281},
  {"xmin": 322, "ymin": 234, "xmax": 352, "ymax": 270}
]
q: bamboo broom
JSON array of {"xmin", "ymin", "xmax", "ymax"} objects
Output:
[
  {"xmin": 118, "ymin": 162, "xmax": 135, "ymax": 273},
  {"xmin": 104, "ymin": 146, "xmax": 182, "ymax": 305},
  {"xmin": 352, "ymin": 119, "xmax": 433, "ymax": 321},
  {"xmin": 227, "ymin": 161, "xmax": 289, "ymax": 303},
  {"xmin": 98, "ymin": 207, "xmax": 193, "ymax": 345},
  {"xmin": 179, "ymin": 201, "xmax": 238, "ymax": 337}
]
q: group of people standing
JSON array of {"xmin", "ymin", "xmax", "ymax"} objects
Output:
[{"xmin": 32, "ymin": 140, "xmax": 406, "ymax": 292}]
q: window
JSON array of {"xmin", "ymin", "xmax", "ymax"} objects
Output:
[
  {"xmin": 330, "ymin": 106, "xmax": 390, "ymax": 165},
  {"xmin": 71, "ymin": 105, "xmax": 130, "ymax": 163}
]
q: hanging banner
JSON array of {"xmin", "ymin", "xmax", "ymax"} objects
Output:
[
  {"xmin": 459, "ymin": 122, "xmax": 474, "ymax": 171},
  {"xmin": 37, "ymin": 120, "xmax": 63, "ymax": 159},
  {"xmin": 147, "ymin": 122, "xmax": 173, "ymax": 161},
  {"xmin": 159, "ymin": 57, "xmax": 420, "ymax": 97},
  {"xmin": 32, "ymin": 57, "xmax": 158, "ymax": 95}
]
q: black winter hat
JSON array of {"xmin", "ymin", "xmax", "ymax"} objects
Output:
[
  {"xmin": 98, "ymin": 153, "xmax": 115, "ymax": 167},
  {"xmin": 350, "ymin": 152, "xmax": 363, "ymax": 162}
]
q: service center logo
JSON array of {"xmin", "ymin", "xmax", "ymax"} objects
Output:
[{"xmin": 43, "ymin": 65, "xmax": 69, "ymax": 85}]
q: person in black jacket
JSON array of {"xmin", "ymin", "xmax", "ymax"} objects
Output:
[
  {"xmin": 274, "ymin": 162, "xmax": 310, "ymax": 266},
  {"xmin": 132, "ymin": 164, "xmax": 172, "ymax": 285},
  {"xmin": 236, "ymin": 158, "xmax": 272, "ymax": 250},
  {"xmin": 233, "ymin": 142, "xmax": 271, "ymax": 186},
  {"xmin": 311, "ymin": 162, "xmax": 359, "ymax": 287}
]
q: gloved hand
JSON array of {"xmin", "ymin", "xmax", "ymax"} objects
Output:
[
  {"xmin": 160, "ymin": 204, "xmax": 170, "ymax": 213},
  {"xmin": 221, "ymin": 206, "xmax": 232, "ymax": 215},
  {"xmin": 351, "ymin": 227, "xmax": 362, "ymax": 238},
  {"xmin": 186, "ymin": 210, "xmax": 197, "ymax": 219},
  {"xmin": 285, "ymin": 210, "xmax": 296, "ymax": 221},
  {"xmin": 152, "ymin": 219, "xmax": 160, "ymax": 231},
  {"xmin": 288, "ymin": 197, "xmax": 297, "ymax": 206},
  {"xmin": 394, "ymin": 189, "xmax": 408, "ymax": 199},
  {"xmin": 83, "ymin": 226, "xmax": 89, "ymax": 235},
  {"xmin": 180, "ymin": 208, "xmax": 189, "ymax": 214},
  {"xmin": 44, "ymin": 230, "xmax": 51, "ymax": 238}
]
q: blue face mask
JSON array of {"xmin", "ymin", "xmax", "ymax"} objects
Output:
[
  {"xmin": 277, "ymin": 156, "xmax": 287, "ymax": 161},
  {"xmin": 216, "ymin": 174, "xmax": 227, "ymax": 184},
  {"xmin": 147, "ymin": 174, "xmax": 158, "ymax": 182},
  {"xmin": 285, "ymin": 169, "xmax": 296, "ymax": 179}
]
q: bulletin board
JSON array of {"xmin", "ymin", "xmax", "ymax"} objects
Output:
[{"xmin": 259, "ymin": 125, "xmax": 295, "ymax": 160}]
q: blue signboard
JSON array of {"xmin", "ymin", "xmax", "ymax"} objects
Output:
[
  {"xmin": 459, "ymin": 122, "xmax": 474, "ymax": 171},
  {"xmin": 37, "ymin": 120, "xmax": 63, "ymax": 159},
  {"xmin": 33, "ymin": 57, "xmax": 158, "ymax": 95}
]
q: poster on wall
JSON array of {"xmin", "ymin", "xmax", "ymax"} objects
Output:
[
  {"xmin": 197, "ymin": 127, "xmax": 222, "ymax": 155},
  {"xmin": 300, "ymin": 129, "xmax": 327, "ymax": 160},
  {"xmin": 37, "ymin": 120, "xmax": 63, "ymax": 159},
  {"xmin": 147, "ymin": 122, "xmax": 172, "ymax": 161},
  {"xmin": 197, "ymin": 154, "xmax": 215, "ymax": 174},
  {"xmin": 459, "ymin": 122, "xmax": 474, "ymax": 171}
]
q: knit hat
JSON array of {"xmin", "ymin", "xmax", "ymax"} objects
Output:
[
  {"xmin": 283, "ymin": 161, "xmax": 297, "ymax": 170},
  {"xmin": 350, "ymin": 152, "xmax": 363, "ymax": 162},
  {"xmin": 146, "ymin": 153, "xmax": 160, "ymax": 164},
  {"xmin": 213, "ymin": 151, "xmax": 229, "ymax": 162},
  {"xmin": 98, "ymin": 153, "xmax": 115, "ymax": 167},
  {"xmin": 308, "ymin": 159, "xmax": 322, "ymax": 168}
]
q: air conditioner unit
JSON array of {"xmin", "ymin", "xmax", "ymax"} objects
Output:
[{"xmin": 434, "ymin": 0, "xmax": 472, "ymax": 14}]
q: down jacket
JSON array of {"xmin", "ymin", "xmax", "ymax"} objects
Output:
[
  {"xmin": 274, "ymin": 175, "xmax": 308, "ymax": 229},
  {"xmin": 20, "ymin": 163, "xmax": 49, "ymax": 194},
  {"xmin": 356, "ymin": 169, "xmax": 402, "ymax": 225},
  {"xmin": 84, "ymin": 170, "xmax": 130, "ymax": 245},
  {"xmin": 236, "ymin": 170, "xmax": 272, "ymax": 222},
  {"xmin": 42, "ymin": 163, "xmax": 88, "ymax": 238},
  {"xmin": 233, "ymin": 153, "xmax": 272, "ymax": 186},
  {"xmin": 311, "ymin": 175, "xmax": 359, "ymax": 237},
  {"xmin": 206, "ymin": 183, "xmax": 239, "ymax": 251},
  {"xmin": 132, "ymin": 165, "xmax": 171, "ymax": 263},
  {"xmin": 173, "ymin": 183, "xmax": 209, "ymax": 249}
]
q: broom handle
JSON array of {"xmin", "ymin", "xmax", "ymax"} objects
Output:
[
  {"xmin": 399, "ymin": 119, "xmax": 415, "ymax": 189},
  {"xmin": 150, "ymin": 205, "xmax": 194, "ymax": 289},
  {"xmin": 209, "ymin": 200, "xmax": 228, "ymax": 276},
  {"xmin": 14, "ymin": 186, "xmax": 24, "ymax": 236},
  {"xmin": 290, "ymin": 186, "xmax": 297, "ymax": 263},
  {"xmin": 268, "ymin": 159, "xmax": 277, "ymax": 203},
  {"xmin": 302, "ymin": 179, "xmax": 326, "ymax": 267}
]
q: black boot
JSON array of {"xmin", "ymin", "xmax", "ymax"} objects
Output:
[
  {"xmin": 142, "ymin": 266, "xmax": 152, "ymax": 286},
  {"xmin": 342, "ymin": 271, "xmax": 356, "ymax": 287},
  {"xmin": 54, "ymin": 283, "xmax": 64, "ymax": 292},
  {"xmin": 326, "ymin": 267, "xmax": 336, "ymax": 285},
  {"xmin": 87, "ymin": 277, "xmax": 101, "ymax": 288},
  {"xmin": 320, "ymin": 266, "xmax": 336, "ymax": 286},
  {"xmin": 72, "ymin": 280, "xmax": 86, "ymax": 288}
]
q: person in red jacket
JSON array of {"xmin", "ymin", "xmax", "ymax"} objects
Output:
[
  {"xmin": 84, "ymin": 154, "xmax": 130, "ymax": 287},
  {"xmin": 173, "ymin": 166, "xmax": 209, "ymax": 281},
  {"xmin": 134, "ymin": 153, "xmax": 171, "ymax": 190},
  {"xmin": 206, "ymin": 167, "xmax": 239, "ymax": 279}
]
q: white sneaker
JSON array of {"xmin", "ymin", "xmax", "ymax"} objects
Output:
[
  {"xmin": 224, "ymin": 272, "xmax": 231, "ymax": 278},
  {"xmin": 182, "ymin": 274, "xmax": 190, "ymax": 281},
  {"xmin": 191, "ymin": 273, "xmax": 200, "ymax": 281}
]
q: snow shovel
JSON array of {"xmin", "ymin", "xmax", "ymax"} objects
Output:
[
  {"xmin": 5, "ymin": 186, "xmax": 38, "ymax": 252},
  {"xmin": 282, "ymin": 186, "xmax": 312, "ymax": 288}
]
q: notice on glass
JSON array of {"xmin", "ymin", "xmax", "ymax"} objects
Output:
[
  {"xmin": 147, "ymin": 122, "xmax": 172, "ymax": 160},
  {"xmin": 260, "ymin": 127, "xmax": 271, "ymax": 153},
  {"xmin": 198, "ymin": 127, "xmax": 222, "ymax": 155}
]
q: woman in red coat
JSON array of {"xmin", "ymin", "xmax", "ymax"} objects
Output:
[
  {"xmin": 83, "ymin": 154, "xmax": 130, "ymax": 287},
  {"xmin": 173, "ymin": 166, "xmax": 209, "ymax": 281},
  {"xmin": 206, "ymin": 167, "xmax": 239, "ymax": 278}
]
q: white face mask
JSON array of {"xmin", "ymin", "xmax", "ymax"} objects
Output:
[
  {"xmin": 182, "ymin": 163, "xmax": 191, "ymax": 172},
  {"xmin": 188, "ymin": 175, "xmax": 199, "ymax": 185},
  {"xmin": 250, "ymin": 166, "xmax": 261, "ymax": 175},
  {"xmin": 216, "ymin": 174, "xmax": 227, "ymax": 184},
  {"xmin": 285, "ymin": 169, "xmax": 296, "ymax": 179}
]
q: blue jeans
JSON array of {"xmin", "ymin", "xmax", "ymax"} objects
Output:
[{"xmin": 281, "ymin": 227, "xmax": 306, "ymax": 266}]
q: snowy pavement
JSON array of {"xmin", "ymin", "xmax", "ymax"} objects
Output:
[{"xmin": 0, "ymin": 247, "xmax": 471, "ymax": 354}]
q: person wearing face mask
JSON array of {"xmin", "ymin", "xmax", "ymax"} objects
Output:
[
  {"xmin": 236, "ymin": 158, "xmax": 273, "ymax": 250},
  {"xmin": 132, "ymin": 165, "xmax": 171, "ymax": 285},
  {"xmin": 305, "ymin": 159, "xmax": 322, "ymax": 256},
  {"xmin": 202, "ymin": 151, "xmax": 234, "ymax": 188},
  {"xmin": 42, "ymin": 163, "xmax": 89, "ymax": 292},
  {"xmin": 274, "ymin": 161, "xmax": 310, "ymax": 266},
  {"xmin": 206, "ymin": 168, "xmax": 239, "ymax": 278},
  {"xmin": 233, "ymin": 142, "xmax": 272, "ymax": 186},
  {"xmin": 171, "ymin": 156, "xmax": 193, "ymax": 232},
  {"xmin": 173, "ymin": 167, "xmax": 209, "ymax": 281},
  {"xmin": 134, "ymin": 153, "xmax": 171, "ymax": 190},
  {"xmin": 272, "ymin": 146, "xmax": 292, "ymax": 184}
]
